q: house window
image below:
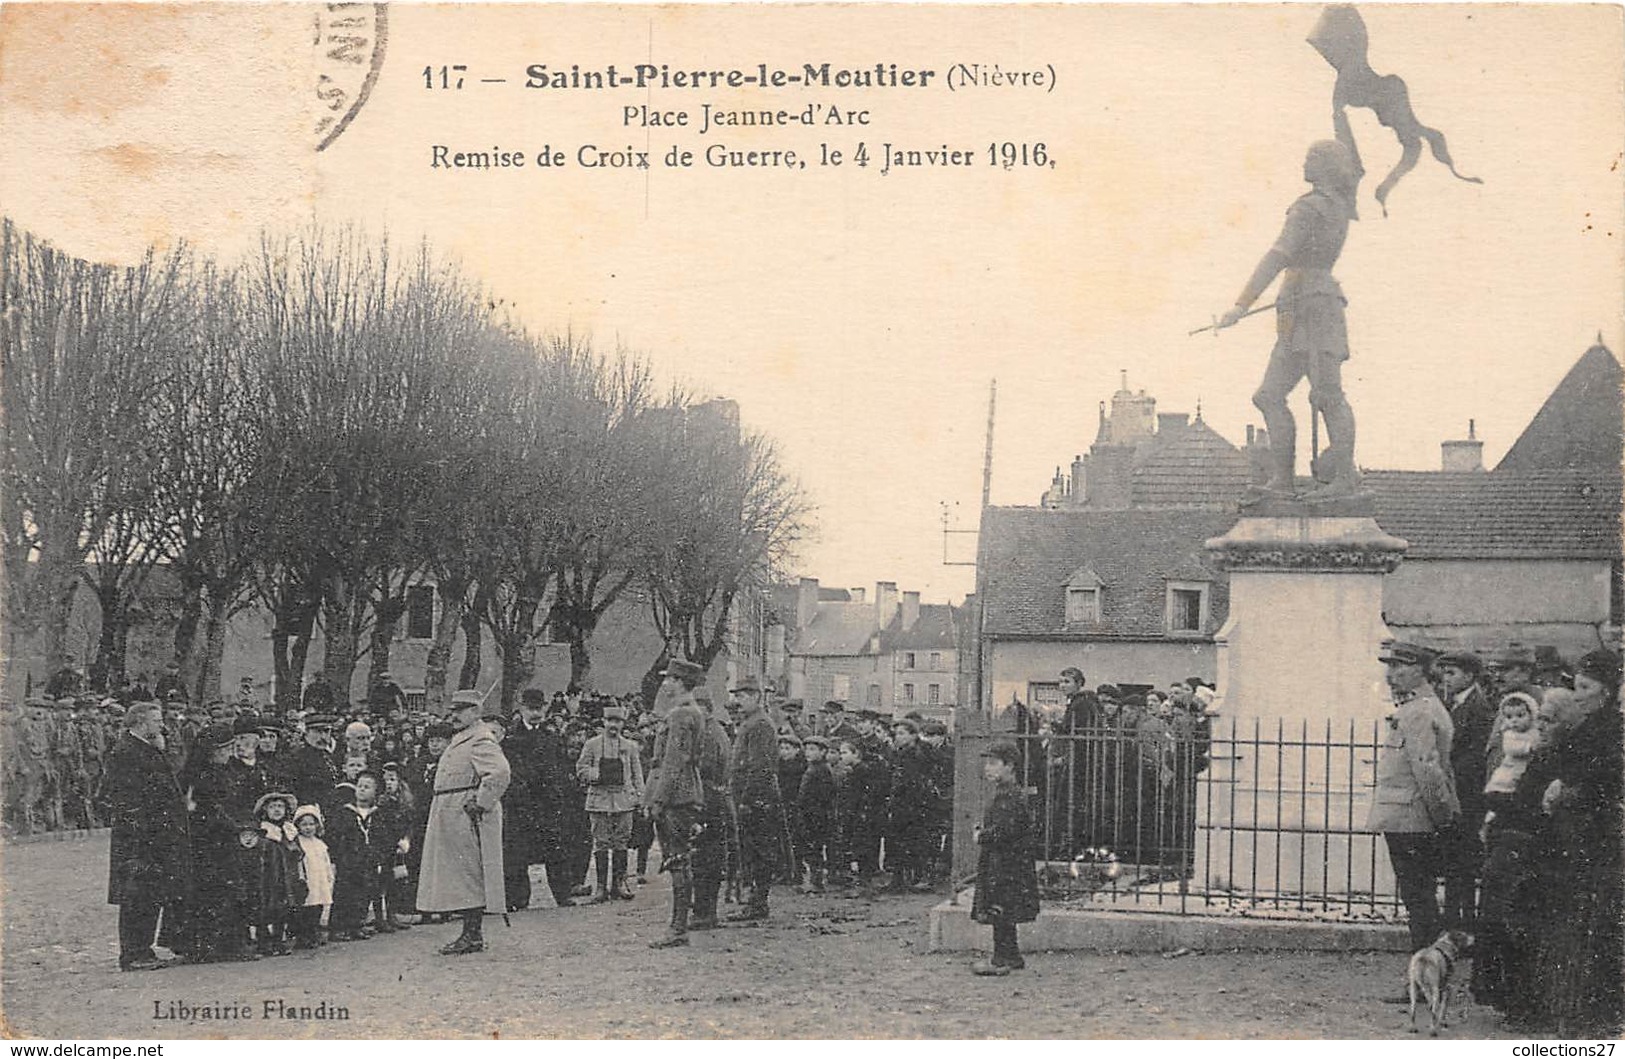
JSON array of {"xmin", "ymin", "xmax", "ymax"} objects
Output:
[
  {"xmin": 903, "ymin": 683, "xmax": 915, "ymax": 702},
  {"xmin": 405, "ymin": 584, "xmax": 435, "ymax": 640},
  {"xmin": 867, "ymin": 684, "xmax": 881, "ymax": 707},
  {"xmin": 929, "ymin": 651, "xmax": 942, "ymax": 670},
  {"xmin": 928, "ymin": 683, "xmax": 941, "ymax": 705},
  {"xmin": 1166, "ymin": 582, "xmax": 1209, "ymax": 634},
  {"xmin": 905, "ymin": 652, "xmax": 917, "ymax": 669},
  {"xmin": 832, "ymin": 674, "xmax": 851, "ymax": 702},
  {"xmin": 1065, "ymin": 587, "xmax": 1100, "ymax": 624}
]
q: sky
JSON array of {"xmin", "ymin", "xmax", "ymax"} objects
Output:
[{"xmin": 2, "ymin": 3, "xmax": 1620, "ymax": 605}]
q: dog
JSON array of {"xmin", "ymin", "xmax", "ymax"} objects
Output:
[{"xmin": 1407, "ymin": 929, "xmax": 1473, "ymax": 1036}]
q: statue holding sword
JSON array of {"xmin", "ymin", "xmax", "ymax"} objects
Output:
[{"xmin": 1209, "ymin": 106, "xmax": 1364, "ymax": 502}]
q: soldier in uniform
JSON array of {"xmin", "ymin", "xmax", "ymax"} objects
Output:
[
  {"xmin": 576, "ymin": 705, "xmax": 645, "ymax": 902},
  {"xmin": 282, "ymin": 714, "xmax": 342, "ymax": 811},
  {"xmin": 690, "ymin": 686, "xmax": 734, "ymax": 928},
  {"xmin": 417, "ymin": 689, "xmax": 510, "ymax": 955},
  {"xmin": 647, "ymin": 658, "xmax": 709, "ymax": 948},
  {"xmin": 1368, "ymin": 640, "xmax": 1459, "ymax": 965},
  {"xmin": 1217, "ymin": 108, "xmax": 1365, "ymax": 500},
  {"xmin": 725, "ymin": 677, "xmax": 781, "ymax": 921}
]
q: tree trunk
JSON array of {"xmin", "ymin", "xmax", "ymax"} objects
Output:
[
  {"xmin": 289, "ymin": 611, "xmax": 316, "ymax": 711},
  {"xmin": 568, "ymin": 635, "xmax": 592, "ymax": 693},
  {"xmin": 458, "ymin": 593, "xmax": 485, "ymax": 691},
  {"xmin": 639, "ymin": 644, "xmax": 671, "ymax": 709},
  {"xmin": 196, "ymin": 591, "xmax": 231, "ymax": 704},
  {"xmin": 496, "ymin": 630, "xmax": 536, "ymax": 715},
  {"xmin": 38, "ymin": 545, "xmax": 80, "ymax": 677},
  {"xmin": 322, "ymin": 586, "xmax": 359, "ymax": 704},
  {"xmin": 92, "ymin": 592, "xmax": 130, "ymax": 692},
  {"xmin": 423, "ymin": 577, "xmax": 469, "ymax": 715},
  {"xmin": 172, "ymin": 579, "xmax": 202, "ymax": 676},
  {"xmin": 368, "ymin": 588, "xmax": 406, "ymax": 692}
]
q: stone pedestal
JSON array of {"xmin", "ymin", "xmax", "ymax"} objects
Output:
[{"xmin": 1195, "ymin": 513, "xmax": 1409, "ymax": 906}]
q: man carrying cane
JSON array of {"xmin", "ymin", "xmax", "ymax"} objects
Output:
[
  {"xmin": 417, "ymin": 688, "xmax": 511, "ymax": 955},
  {"xmin": 648, "ymin": 658, "xmax": 708, "ymax": 949}
]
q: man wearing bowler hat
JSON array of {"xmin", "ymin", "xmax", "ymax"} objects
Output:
[
  {"xmin": 1368, "ymin": 640, "xmax": 1459, "ymax": 986},
  {"xmin": 417, "ymin": 689, "xmax": 510, "ymax": 954}
]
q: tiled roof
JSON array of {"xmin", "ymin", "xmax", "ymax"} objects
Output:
[
  {"xmin": 1130, "ymin": 419, "xmax": 1254, "ymax": 508},
  {"xmin": 818, "ymin": 587, "xmax": 853, "ymax": 602},
  {"xmin": 979, "ymin": 507, "xmax": 1238, "ymax": 639},
  {"xmin": 794, "ymin": 602, "xmax": 879, "ymax": 656},
  {"xmin": 881, "ymin": 604, "xmax": 958, "ymax": 651},
  {"xmin": 1367, "ymin": 470, "xmax": 1622, "ymax": 560},
  {"xmin": 1496, "ymin": 343, "xmax": 1623, "ymax": 473}
]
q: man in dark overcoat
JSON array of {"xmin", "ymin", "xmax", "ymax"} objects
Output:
[{"xmin": 102, "ymin": 701, "xmax": 191, "ymax": 970}]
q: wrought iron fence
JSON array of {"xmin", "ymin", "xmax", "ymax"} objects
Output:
[{"xmin": 953, "ymin": 714, "xmax": 1404, "ymax": 921}]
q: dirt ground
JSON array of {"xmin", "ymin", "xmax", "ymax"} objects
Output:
[{"xmin": 2, "ymin": 831, "xmax": 1522, "ymax": 1040}]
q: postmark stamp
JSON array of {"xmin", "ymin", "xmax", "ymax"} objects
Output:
[{"xmin": 313, "ymin": 2, "xmax": 388, "ymax": 152}]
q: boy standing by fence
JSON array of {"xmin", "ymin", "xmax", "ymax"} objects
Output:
[{"xmin": 971, "ymin": 741, "xmax": 1039, "ymax": 976}]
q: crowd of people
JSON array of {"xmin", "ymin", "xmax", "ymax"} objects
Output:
[
  {"xmin": 71, "ymin": 661, "xmax": 957, "ymax": 969},
  {"xmin": 1364, "ymin": 641, "xmax": 1623, "ymax": 1038}
]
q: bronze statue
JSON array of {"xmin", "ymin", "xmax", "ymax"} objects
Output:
[{"xmin": 1216, "ymin": 109, "xmax": 1363, "ymax": 501}]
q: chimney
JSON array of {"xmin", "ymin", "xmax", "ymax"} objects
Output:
[
  {"xmin": 875, "ymin": 581, "xmax": 899, "ymax": 628},
  {"xmin": 796, "ymin": 577, "xmax": 819, "ymax": 630},
  {"xmin": 849, "ymin": 587, "xmax": 866, "ymax": 603},
  {"xmin": 1070, "ymin": 454, "xmax": 1087, "ymax": 506},
  {"xmin": 1246, "ymin": 424, "xmax": 1256, "ymax": 446},
  {"xmin": 1441, "ymin": 419, "xmax": 1485, "ymax": 472},
  {"xmin": 902, "ymin": 591, "xmax": 921, "ymax": 631}
]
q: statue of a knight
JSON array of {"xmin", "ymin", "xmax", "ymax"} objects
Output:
[{"xmin": 1218, "ymin": 109, "xmax": 1364, "ymax": 501}]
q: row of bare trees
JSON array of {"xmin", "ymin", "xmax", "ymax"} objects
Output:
[{"xmin": 1, "ymin": 219, "xmax": 809, "ymax": 712}]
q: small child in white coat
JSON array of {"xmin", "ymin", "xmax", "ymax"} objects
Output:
[{"xmin": 292, "ymin": 805, "xmax": 335, "ymax": 950}]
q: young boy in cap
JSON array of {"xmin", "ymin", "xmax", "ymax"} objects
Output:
[
  {"xmin": 970, "ymin": 741, "xmax": 1040, "ymax": 976},
  {"xmin": 796, "ymin": 736, "xmax": 837, "ymax": 892},
  {"xmin": 576, "ymin": 705, "xmax": 645, "ymax": 902}
]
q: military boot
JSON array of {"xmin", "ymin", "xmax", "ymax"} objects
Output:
[
  {"xmin": 589, "ymin": 850, "xmax": 612, "ymax": 904},
  {"xmin": 611, "ymin": 851, "xmax": 634, "ymax": 900},
  {"xmin": 650, "ymin": 876, "xmax": 691, "ymax": 948}
]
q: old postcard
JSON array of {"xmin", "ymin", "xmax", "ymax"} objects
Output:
[{"xmin": 1, "ymin": 1, "xmax": 1620, "ymax": 1042}]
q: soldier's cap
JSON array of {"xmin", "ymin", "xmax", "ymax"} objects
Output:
[
  {"xmin": 448, "ymin": 690, "xmax": 483, "ymax": 711},
  {"xmin": 1378, "ymin": 640, "xmax": 1437, "ymax": 667},
  {"xmin": 891, "ymin": 717, "xmax": 919, "ymax": 734},
  {"xmin": 1493, "ymin": 645, "xmax": 1537, "ymax": 670},
  {"xmin": 1433, "ymin": 651, "xmax": 1484, "ymax": 675},
  {"xmin": 981, "ymin": 741, "xmax": 1021, "ymax": 768},
  {"xmin": 254, "ymin": 791, "xmax": 297, "ymax": 818},
  {"xmin": 856, "ymin": 707, "xmax": 881, "ymax": 720},
  {"xmin": 660, "ymin": 658, "xmax": 705, "ymax": 681},
  {"xmin": 520, "ymin": 688, "xmax": 548, "ymax": 706},
  {"xmin": 777, "ymin": 731, "xmax": 803, "ymax": 747},
  {"xmin": 921, "ymin": 720, "xmax": 948, "ymax": 736},
  {"xmin": 802, "ymin": 735, "xmax": 829, "ymax": 749},
  {"xmin": 303, "ymin": 713, "xmax": 339, "ymax": 730},
  {"xmin": 903, "ymin": 711, "xmax": 925, "ymax": 723},
  {"xmin": 255, "ymin": 719, "xmax": 284, "ymax": 735},
  {"xmin": 729, "ymin": 675, "xmax": 763, "ymax": 694},
  {"xmin": 381, "ymin": 760, "xmax": 401, "ymax": 773},
  {"xmin": 602, "ymin": 706, "xmax": 628, "ymax": 721},
  {"xmin": 206, "ymin": 723, "xmax": 237, "ymax": 747},
  {"xmin": 232, "ymin": 715, "xmax": 262, "ymax": 736},
  {"xmin": 782, "ymin": 699, "xmax": 804, "ymax": 712},
  {"xmin": 822, "ymin": 700, "xmax": 846, "ymax": 713},
  {"xmin": 54, "ymin": 698, "xmax": 75, "ymax": 710}
]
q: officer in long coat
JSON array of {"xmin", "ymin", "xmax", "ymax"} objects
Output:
[
  {"xmin": 102, "ymin": 701, "xmax": 191, "ymax": 970},
  {"xmin": 1368, "ymin": 640, "xmax": 1459, "ymax": 959},
  {"xmin": 417, "ymin": 689, "xmax": 510, "ymax": 955}
]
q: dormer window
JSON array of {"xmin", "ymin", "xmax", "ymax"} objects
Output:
[
  {"xmin": 1062, "ymin": 565, "xmax": 1105, "ymax": 625},
  {"xmin": 1165, "ymin": 580, "xmax": 1210, "ymax": 635}
]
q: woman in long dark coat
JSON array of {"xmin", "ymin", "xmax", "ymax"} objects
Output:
[
  {"xmin": 971, "ymin": 741, "xmax": 1039, "ymax": 976},
  {"xmin": 1538, "ymin": 650, "xmax": 1622, "ymax": 1038}
]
